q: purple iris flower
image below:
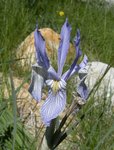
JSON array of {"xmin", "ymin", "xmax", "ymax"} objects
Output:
[{"xmin": 29, "ymin": 19, "xmax": 88, "ymax": 126}]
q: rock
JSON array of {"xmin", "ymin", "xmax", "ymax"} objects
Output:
[
  {"xmin": 16, "ymin": 28, "xmax": 75, "ymax": 71},
  {"xmin": 0, "ymin": 73, "xmax": 45, "ymax": 135},
  {"xmin": 78, "ymin": 61, "xmax": 114, "ymax": 107}
]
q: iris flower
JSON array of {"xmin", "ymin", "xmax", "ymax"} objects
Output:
[{"xmin": 29, "ymin": 19, "xmax": 88, "ymax": 126}]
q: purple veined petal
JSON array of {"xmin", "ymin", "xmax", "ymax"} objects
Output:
[
  {"xmin": 34, "ymin": 28, "xmax": 50, "ymax": 69},
  {"xmin": 75, "ymin": 55, "xmax": 88, "ymax": 77},
  {"xmin": 47, "ymin": 66, "xmax": 60, "ymax": 81},
  {"xmin": 41, "ymin": 89, "xmax": 66, "ymax": 126},
  {"xmin": 79, "ymin": 55, "xmax": 88, "ymax": 69},
  {"xmin": 75, "ymin": 29, "xmax": 80, "ymax": 46},
  {"xmin": 74, "ymin": 29, "xmax": 82, "ymax": 59},
  {"xmin": 62, "ymin": 65, "xmax": 80, "ymax": 81},
  {"xmin": 28, "ymin": 69, "xmax": 44, "ymax": 102},
  {"xmin": 77, "ymin": 67, "xmax": 89, "ymax": 100},
  {"xmin": 76, "ymin": 55, "xmax": 88, "ymax": 81},
  {"xmin": 57, "ymin": 18, "xmax": 71, "ymax": 77},
  {"xmin": 62, "ymin": 67, "xmax": 76, "ymax": 80},
  {"xmin": 62, "ymin": 55, "xmax": 88, "ymax": 81},
  {"xmin": 62, "ymin": 29, "xmax": 82, "ymax": 81},
  {"xmin": 77, "ymin": 80, "xmax": 89, "ymax": 100},
  {"xmin": 59, "ymin": 79, "xmax": 66, "ymax": 89}
]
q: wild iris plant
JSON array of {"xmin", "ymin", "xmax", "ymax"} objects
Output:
[{"xmin": 29, "ymin": 19, "xmax": 88, "ymax": 127}]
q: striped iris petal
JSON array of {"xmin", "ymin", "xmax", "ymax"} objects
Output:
[
  {"xmin": 57, "ymin": 18, "xmax": 71, "ymax": 77},
  {"xmin": 41, "ymin": 89, "xmax": 66, "ymax": 126}
]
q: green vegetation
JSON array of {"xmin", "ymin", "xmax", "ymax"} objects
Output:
[{"xmin": 0, "ymin": 0, "xmax": 114, "ymax": 149}]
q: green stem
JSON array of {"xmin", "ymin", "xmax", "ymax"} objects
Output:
[{"xmin": 40, "ymin": 118, "xmax": 58, "ymax": 150}]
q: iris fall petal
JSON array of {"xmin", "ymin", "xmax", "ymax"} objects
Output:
[{"xmin": 41, "ymin": 89, "xmax": 66, "ymax": 126}]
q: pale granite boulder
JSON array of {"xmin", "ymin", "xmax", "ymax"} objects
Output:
[{"xmin": 78, "ymin": 61, "xmax": 114, "ymax": 107}]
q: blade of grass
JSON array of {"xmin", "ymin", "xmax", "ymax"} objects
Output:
[{"xmin": 9, "ymin": 68, "xmax": 17, "ymax": 150}]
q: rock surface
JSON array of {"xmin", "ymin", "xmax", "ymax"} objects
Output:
[
  {"xmin": 0, "ymin": 74, "xmax": 45, "ymax": 135},
  {"xmin": 78, "ymin": 61, "xmax": 114, "ymax": 106}
]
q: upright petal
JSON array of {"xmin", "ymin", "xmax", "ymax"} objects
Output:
[
  {"xmin": 34, "ymin": 28, "xmax": 50, "ymax": 69},
  {"xmin": 28, "ymin": 67, "xmax": 45, "ymax": 102},
  {"xmin": 41, "ymin": 89, "xmax": 66, "ymax": 126},
  {"xmin": 57, "ymin": 18, "xmax": 71, "ymax": 77},
  {"xmin": 62, "ymin": 30, "xmax": 83, "ymax": 81}
]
